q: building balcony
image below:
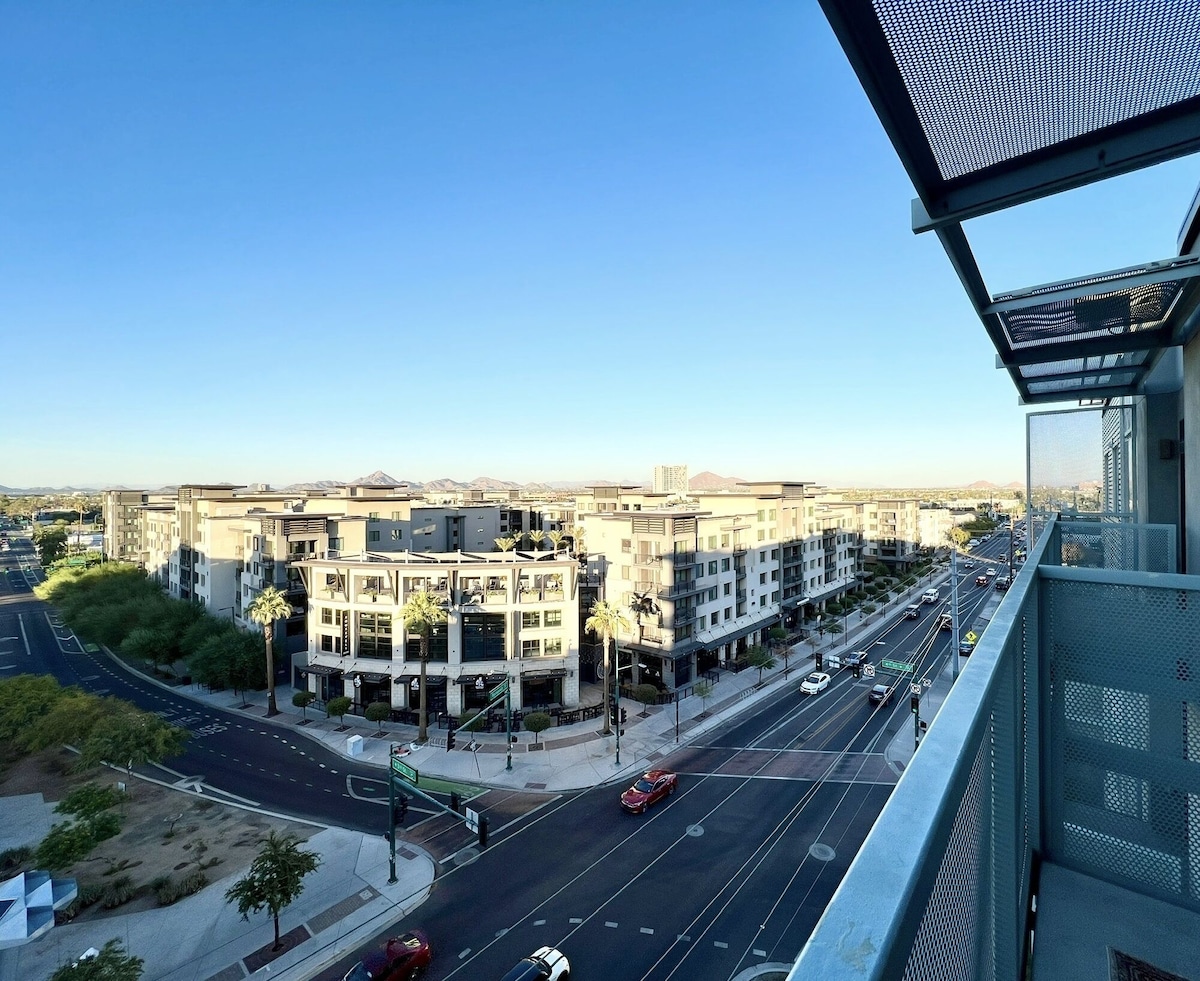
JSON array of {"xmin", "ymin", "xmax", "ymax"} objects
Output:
[
  {"xmin": 792, "ymin": 516, "xmax": 1189, "ymax": 981},
  {"xmin": 671, "ymin": 608, "xmax": 698, "ymax": 626},
  {"xmin": 632, "ymin": 553, "xmax": 663, "ymax": 567},
  {"xmin": 733, "ymin": 543, "xmax": 748, "ymax": 555},
  {"xmin": 657, "ymin": 579, "xmax": 697, "ymax": 599},
  {"xmin": 669, "ymin": 551, "xmax": 695, "ymax": 566}
]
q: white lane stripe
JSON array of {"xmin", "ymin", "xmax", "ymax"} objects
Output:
[
  {"xmin": 640, "ymin": 927, "xmax": 654, "ymax": 935},
  {"xmin": 605, "ymin": 921, "xmax": 618, "ymax": 928}
]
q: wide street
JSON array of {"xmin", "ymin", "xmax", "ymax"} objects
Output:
[{"xmin": 1, "ymin": 525, "xmax": 1016, "ymax": 981}]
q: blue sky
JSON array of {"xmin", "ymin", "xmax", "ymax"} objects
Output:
[{"xmin": 3, "ymin": 2, "xmax": 1197, "ymax": 490}]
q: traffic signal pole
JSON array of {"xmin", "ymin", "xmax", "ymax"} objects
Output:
[
  {"xmin": 950, "ymin": 544, "xmax": 960, "ymax": 682},
  {"xmin": 387, "ymin": 766, "xmax": 397, "ymax": 884}
]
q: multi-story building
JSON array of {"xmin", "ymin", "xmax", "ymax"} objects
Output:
[
  {"xmin": 915, "ymin": 504, "xmax": 954, "ymax": 552},
  {"xmin": 653, "ymin": 465, "xmax": 689, "ymax": 495},
  {"xmin": 854, "ymin": 497, "xmax": 921, "ymax": 570},
  {"xmin": 101, "ymin": 489, "xmax": 175, "ymax": 563},
  {"xmin": 296, "ymin": 550, "xmax": 581, "ymax": 716}
]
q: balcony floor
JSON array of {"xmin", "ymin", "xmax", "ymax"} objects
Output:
[{"xmin": 1032, "ymin": 862, "xmax": 1200, "ymax": 981}]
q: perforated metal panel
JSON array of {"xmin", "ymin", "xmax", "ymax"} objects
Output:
[
  {"xmin": 1043, "ymin": 573, "xmax": 1200, "ymax": 910},
  {"xmin": 902, "ymin": 730, "xmax": 993, "ymax": 981},
  {"xmin": 1057, "ymin": 520, "xmax": 1176, "ymax": 573},
  {"xmin": 871, "ymin": 0, "xmax": 1200, "ymax": 181}
]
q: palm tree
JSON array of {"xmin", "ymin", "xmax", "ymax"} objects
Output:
[
  {"xmin": 547, "ymin": 530, "xmax": 566, "ymax": 553},
  {"xmin": 401, "ymin": 590, "xmax": 448, "ymax": 742},
  {"xmin": 528, "ymin": 530, "xmax": 546, "ymax": 550},
  {"xmin": 246, "ymin": 585, "xmax": 291, "ymax": 716},
  {"xmin": 585, "ymin": 600, "xmax": 629, "ymax": 737},
  {"xmin": 568, "ymin": 525, "xmax": 586, "ymax": 557},
  {"xmin": 629, "ymin": 591, "xmax": 659, "ymax": 645},
  {"xmin": 494, "ymin": 535, "xmax": 517, "ymax": 552}
]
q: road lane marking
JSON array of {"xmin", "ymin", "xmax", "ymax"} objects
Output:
[
  {"xmin": 533, "ymin": 920, "xmax": 545, "ymax": 926},
  {"xmin": 714, "ymin": 941, "xmax": 728, "ymax": 949},
  {"xmin": 605, "ymin": 922, "xmax": 618, "ymax": 929},
  {"xmin": 640, "ymin": 927, "xmax": 654, "ymax": 935},
  {"xmin": 569, "ymin": 918, "xmax": 582, "ymax": 924},
  {"xmin": 458, "ymin": 949, "xmax": 471, "ymax": 959},
  {"xmin": 753, "ymin": 949, "xmax": 767, "ymax": 957}
]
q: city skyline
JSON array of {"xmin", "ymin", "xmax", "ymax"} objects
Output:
[{"xmin": 4, "ymin": 3, "xmax": 1195, "ymax": 489}]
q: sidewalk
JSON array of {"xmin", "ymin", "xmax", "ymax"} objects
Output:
[{"xmin": 3, "ymin": 562, "xmax": 957, "ymax": 981}]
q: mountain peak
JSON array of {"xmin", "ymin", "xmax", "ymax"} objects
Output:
[{"xmin": 350, "ymin": 470, "xmax": 405, "ymax": 486}]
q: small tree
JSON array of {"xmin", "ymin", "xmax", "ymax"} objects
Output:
[
  {"xmin": 744, "ymin": 645, "xmax": 777, "ymax": 685},
  {"xmin": 76, "ymin": 706, "xmax": 188, "ymax": 790},
  {"xmin": 459, "ymin": 710, "xmax": 486, "ymax": 734},
  {"xmin": 527, "ymin": 530, "xmax": 546, "ymax": 551},
  {"xmin": 364, "ymin": 701, "xmax": 391, "ymax": 727},
  {"xmin": 49, "ymin": 938, "xmax": 144, "ymax": 981},
  {"xmin": 523, "ymin": 711, "xmax": 552, "ymax": 744},
  {"xmin": 326, "ymin": 696, "xmax": 352, "ymax": 725},
  {"xmin": 292, "ymin": 690, "xmax": 316, "ymax": 719},
  {"xmin": 768, "ymin": 626, "xmax": 791, "ymax": 669},
  {"xmin": 632, "ymin": 683, "xmax": 660, "ymax": 717},
  {"xmin": 693, "ymin": 679, "xmax": 714, "ymax": 716},
  {"xmin": 225, "ymin": 831, "xmax": 321, "ymax": 951}
]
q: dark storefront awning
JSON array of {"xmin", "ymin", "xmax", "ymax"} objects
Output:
[
  {"xmin": 456, "ymin": 673, "xmax": 508, "ymax": 687},
  {"xmin": 302, "ymin": 664, "xmax": 342, "ymax": 676},
  {"xmin": 355, "ymin": 672, "xmax": 390, "ymax": 684},
  {"xmin": 522, "ymin": 669, "xmax": 567, "ymax": 680}
]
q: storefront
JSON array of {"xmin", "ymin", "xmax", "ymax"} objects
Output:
[
  {"xmin": 520, "ymin": 668, "xmax": 567, "ymax": 710},
  {"xmin": 457, "ymin": 673, "xmax": 509, "ymax": 712},
  {"xmin": 400, "ymin": 674, "xmax": 447, "ymax": 714},
  {"xmin": 301, "ymin": 663, "xmax": 343, "ymax": 706},
  {"xmin": 353, "ymin": 671, "xmax": 392, "ymax": 712}
]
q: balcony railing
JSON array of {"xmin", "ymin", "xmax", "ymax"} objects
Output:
[
  {"xmin": 669, "ymin": 551, "xmax": 695, "ymax": 565},
  {"xmin": 791, "ymin": 516, "xmax": 1189, "ymax": 981},
  {"xmin": 633, "ymin": 553, "xmax": 663, "ymax": 566},
  {"xmin": 671, "ymin": 608, "xmax": 697, "ymax": 626},
  {"xmin": 657, "ymin": 579, "xmax": 697, "ymax": 599}
]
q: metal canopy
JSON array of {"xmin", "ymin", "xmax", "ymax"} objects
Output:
[{"xmin": 820, "ymin": 0, "xmax": 1200, "ymax": 404}]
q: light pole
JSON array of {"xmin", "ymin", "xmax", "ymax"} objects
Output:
[
  {"xmin": 613, "ymin": 673, "xmax": 621, "ymax": 767},
  {"xmin": 950, "ymin": 544, "xmax": 960, "ymax": 681}
]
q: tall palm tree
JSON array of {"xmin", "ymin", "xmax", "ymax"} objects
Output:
[
  {"xmin": 568, "ymin": 526, "xmax": 586, "ymax": 557},
  {"xmin": 585, "ymin": 600, "xmax": 629, "ymax": 737},
  {"xmin": 629, "ymin": 591, "xmax": 659, "ymax": 645},
  {"xmin": 246, "ymin": 585, "xmax": 291, "ymax": 716},
  {"xmin": 528, "ymin": 530, "xmax": 546, "ymax": 551},
  {"xmin": 547, "ymin": 530, "xmax": 566, "ymax": 553},
  {"xmin": 401, "ymin": 590, "xmax": 448, "ymax": 742}
]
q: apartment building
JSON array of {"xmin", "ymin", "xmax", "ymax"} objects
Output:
[
  {"xmin": 653, "ymin": 465, "xmax": 689, "ymax": 495},
  {"xmin": 853, "ymin": 498, "xmax": 921, "ymax": 569},
  {"xmin": 915, "ymin": 504, "xmax": 955, "ymax": 552},
  {"xmin": 575, "ymin": 482, "xmax": 859, "ymax": 689},
  {"xmin": 101, "ymin": 489, "xmax": 175, "ymax": 563},
  {"xmin": 296, "ymin": 551, "xmax": 581, "ymax": 716}
]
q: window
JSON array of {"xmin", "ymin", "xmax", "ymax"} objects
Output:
[
  {"xmin": 723, "ymin": 583, "xmax": 732, "ymax": 596},
  {"xmin": 708, "ymin": 535, "xmax": 717, "ymax": 549},
  {"xmin": 522, "ymin": 639, "xmax": 541, "ymax": 657},
  {"xmin": 621, "ymin": 539, "xmax": 632, "ymax": 553},
  {"xmin": 543, "ymin": 637, "xmax": 562, "ymax": 656},
  {"xmin": 724, "ymin": 607, "xmax": 732, "ymax": 621},
  {"xmin": 757, "ymin": 510, "xmax": 765, "ymax": 521},
  {"xmin": 320, "ymin": 608, "xmax": 346, "ymax": 626},
  {"xmin": 760, "ymin": 595, "xmax": 767, "ymax": 607},
  {"xmin": 708, "ymin": 587, "xmax": 717, "ymax": 602},
  {"xmin": 771, "ymin": 570, "xmax": 778, "ymax": 581},
  {"xmin": 391, "ymin": 511, "xmax": 403, "ymax": 521},
  {"xmin": 769, "ymin": 509, "xmax": 776, "ymax": 520},
  {"xmin": 368, "ymin": 512, "xmax": 379, "ymax": 522},
  {"xmin": 721, "ymin": 558, "xmax": 730, "ymax": 572},
  {"xmin": 368, "ymin": 530, "xmax": 380, "ymax": 543},
  {"xmin": 461, "ymin": 613, "xmax": 505, "ymax": 662},
  {"xmin": 391, "ymin": 529, "xmax": 403, "ymax": 541},
  {"xmin": 760, "ymin": 551, "xmax": 767, "ymax": 561},
  {"xmin": 708, "ymin": 560, "xmax": 717, "ymax": 575},
  {"xmin": 771, "ymin": 548, "xmax": 779, "ymax": 559},
  {"xmin": 329, "ymin": 537, "xmax": 343, "ymax": 551},
  {"xmin": 522, "ymin": 611, "xmax": 542, "ymax": 629},
  {"xmin": 758, "ymin": 530, "xmax": 766, "ymax": 541},
  {"xmin": 544, "ymin": 609, "xmax": 562, "ymax": 627},
  {"xmin": 406, "ymin": 622, "xmax": 449, "ymax": 662},
  {"xmin": 319, "ymin": 634, "xmax": 342, "ymax": 653},
  {"xmin": 771, "ymin": 590, "xmax": 780, "ymax": 602},
  {"xmin": 710, "ymin": 612, "xmax": 719, "ymax": 626},
  {"xmin": 760, "ymin": 573, "xmax": 767, "ymax": 584},
  {"xmin": 357, "ymin": 612, "xmax": 393, "ymax": 660},
  {"xmin": 721, "ymin": 534, "xmax": 729, "ymax": 547}
]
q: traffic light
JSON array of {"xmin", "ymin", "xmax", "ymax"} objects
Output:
[
  {"xmin": 478, "ymin": 814, "xmax": 489, "ymax": 848},
  {"xmin": 852, "ymin": 662, "xmax": 861, "ymax": 679},
  {"xmin": 910, "ymin": 694, "xmax": 920, "ymax": 715},
  {"xmin": 608, "ymin": 703, "xmax": 627, "ymax": 726},
  {"xmin": 814, "ymin": 652, "xmax": 823, "ymax": 672},
  {"xmin": 394, "ymin": 795, "xmax": 409, "ymax": 825},
  {"xmin": 450, "ymin": 791, "xmax": 461, "ymax": 813},
  {"xmin": 446, "ymin": 727, "xmax": 457, "ymax": 752}
]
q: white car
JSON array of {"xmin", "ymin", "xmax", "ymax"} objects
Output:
[
  {"xmin": 800, "ymin": 672, "xmax": 831, "ymax": 695},
  {"xmin": 500, "ymin": 946, "xmax": 570, "ymax": 981},
  {"xmin": 986, "ymin": 567, "xmax": 997, "ymax": 577}
]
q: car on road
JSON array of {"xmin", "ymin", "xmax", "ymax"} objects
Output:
[
  {"xmin": 963, "ymin": 559, "xmax": 974, "ymax": 569},
  {"xmin": 999, "ymin": 553, "xmax": 1007, "ymax": 562},
  {"xmin": 937, "ymin": 613, "xmax": 953, "ymax": 631},
  {"xmin": 800, "ymin": 671, "xmax": 831, "ymax": 695},
  {"xmin": 986, "ymin": 567, "xmax": 997, "ymax": 577},
  {"xmin": 620, "ymin": 769, "xmax": 678, "ymax": 814},
  {"xmin": 903, "ymin": 604, "xmax": 921, "ymax": 619},
  {"xmin": 959, "ymin": 639, "xmax": 975, "ymax": 656},
  {"xmin": 500, "ymin": 947, "xmax": 570, "ymax": 981},
  {"xmin": 842, "ymin": 650, "xmax": 869, "ymax": 671},
  {"xmin": 342, "ymin": 930, "xmax": 433, "ymax": 981},
  {"xmin": 994, "ymin": 575, "xmax": 1012, "ymax": 591},
  {"xmin": 868, "ymin": 683, "xmax": 893, "ymax": 706},
  {"xmin": 921, "ymin": 588, "xmax": 940, "ymax": 604},
  {"xmin": 975, "ymin": 574, "xmax": 990, "ymax": 587}
]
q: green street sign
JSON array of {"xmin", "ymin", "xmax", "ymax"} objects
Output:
[
  {"xmin": 882, "ymin": 659, "xmax": 915, "ymax": 673},
  {"xmin": 489, "ymin": 681, "xmax": 509, "ymax": 700},
  {"xmin": 391, "ymin": 756, "xmax": 418, "ymax": 785}
]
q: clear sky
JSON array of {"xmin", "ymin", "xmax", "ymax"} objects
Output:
[{"xmin": 3, "ymin": 2, "xmax": 1197, "ymax": 490}]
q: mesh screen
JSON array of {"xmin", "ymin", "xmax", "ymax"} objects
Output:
[
  {"xmin": 872, "ymin": 0, "xmax": 1200, "ymax": 180},
  {"xmin": 1057, "ymin": 521, "xmax": 1176, "ymax": 573},
  {"xmin": 999, "ymin": 281, "xmax": 1183, "ymax": 350},
  {"xmin": 1027, "ymin": 407, "xmax": 1105, "ymax": 518},
  {"xmin": 1044, "ymin": 575, "xmax": 1200, "ymax": 910},
  {"xmin": 1018, "ymin": 352, "xmax": 1149, "ymax": 379},
  {"xmin": 902, "ymin": 731, "xmax": 993, "ymax": 981}
]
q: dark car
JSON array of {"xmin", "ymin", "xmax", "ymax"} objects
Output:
[
  {"xmin": 994, "ymin": 575, "xmax": 1012, "ymax": 591},
  {"xmin": 975, "ymin": 574, "xmax": 990, "ymax": 587},
  {"xmin": 842, "ymin": 650, "xmax": 869, "ymax": 671},
  {"xmin": 620, "ymin": 769, "xmax": 678, "ymax": 814},
  {"xmin": 342, "ymin": 930, "xmax": 433, "ymax": 981},
  {"xmin": 959, "ymin": 639, "xmax": 976, "ymax": 656},
  {"xmin": 903, "ymin": 604, "xmax": 921, "ymax": 620},
  {"xmin": 868, "ymin": 683, "xmax": 893, "ymax": 706},
  {"xmin": 500, "ymin": 947, "xmax": 570, "ymax": 981}
]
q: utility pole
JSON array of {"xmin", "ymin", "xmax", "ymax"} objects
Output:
[{"xmin": 950, "ymin": 542, "xmax": 960, "ymax": 681}]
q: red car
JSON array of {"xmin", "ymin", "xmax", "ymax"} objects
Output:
[
  {"xmin": 343, "ymin": 930, "xmax": 432, "ymax": 981},
  {"xmin": 620, "ymin": 769, "xmax": 678, "ymax": 814}
]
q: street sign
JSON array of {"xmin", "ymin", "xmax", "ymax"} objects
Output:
[
  {"xmin": 882, "ymin": 659, "xmax": 914, "ymax": 673},
  {"xmin": 965, "ymin": 631, "xmax": 978, "ymax": 644},
  {"xmin": 922, "ymin": 676, "xmax": 932, "ymax": 689},
  {"xmin": 465, "ymin": 807, "xmax": 480, "ymax": 833},
  {"xmin": 910, "ymin": 683, "xmax": 922, "ymax": 696},
  {"xmin": 489, "ymin": 681, "xmax": 509, "ymax": 699},
  {"xmin": 390, "ymin": 756, "xmax": 418, "ymax": 785},
  {"xmin": 863, "ymin": 664, "xmax": 876, "ymax": 679}
]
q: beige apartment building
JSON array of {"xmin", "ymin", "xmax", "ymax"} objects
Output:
[{"xmin": 295, "ymin": 551, "xmax": 582, "ymax": 717}]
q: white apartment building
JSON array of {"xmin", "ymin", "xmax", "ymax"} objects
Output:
[
  {"xmin": 101, "ymin": 489, "xmax": 175, "ymax": 563},
  {"xmin": 916, "ymin": 505, "xmax": 955, "ymax": 551},
  {"xmin": 853, "ymin": 498, "xmax": 922, "ymax": 569},
  {"xmin": 653, "ymin": 465, "xmax": 689, "ymax": 495},
  {"xmin": 575, "ymin": 481, "xmax": 860, "ymax": 689},
  {"xmin": 296, "ymin": 551, "xmax": 582, "ymax": 717}
]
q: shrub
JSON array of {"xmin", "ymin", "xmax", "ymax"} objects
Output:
[
  {"xmin": 100, "ymin": 874, "xmax": 136, "ymax": 909},
  {"xmin": 459, "ymin": 710, "xmax": 486, "ymax": 733},
  {"xmin": 326, "ymin": 696, "xmax": 352, "ymax": 723},
  {"xmin": 364, "ymin": 701, "xmax": 391, "ymax": 725},
  {"xmin": 35, "ymin": 822, "xmax": 98, "ymax": 870},
  {"xmin": 0, "ymin": 845, "xmax": 31, "ymax": 874},
  {"xmin": 55, "ymin": 783, "xmax": 121, "ymax": 821}
]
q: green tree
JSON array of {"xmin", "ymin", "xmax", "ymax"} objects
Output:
[
  {"xmin": 584, "ymin": 600, "xmax": 629, "ymax": 737},
  {"xmin": 693, "ymin": 679, "xmax": 715, "ymax": 716},
  {"xmin": 0, "ymin": 674, "xmax": 70, "ymax": 743},
  {"xmin": 567, "ymin": 525, "xmax": 586, "ymax": 556},
  {"xmin": 48, "ymin": 938, "xmax": 143, "ymax": 981},
  {"xmin": 292, "ymin": 690, "xmax": 316, "ymax": 719},
  {"xmin": 224, "ymin": 831, "xmax": 321, "ymax": 951},
  {"xmin": 400, "ymin": 590, "xmax": 448, "ymax": 742},
  {"xmin": 527, "ymin": 530, "xmax": 545, "ymax": 550},
  {"xmin": 34, "ymin": 527, "xmax": 68, "ymax": 566},
  {"xmin": 364, "ymin": 701, "xmax": 391, "ymax": 726},
  {"xmin": 493, "ymin": 535, "xmax": 517, "ymax": 552},
  {"xmin": 522, "ymin": 711, "xmax": 552, "ymax": 744},
  {"xmin": 743, "ymin": 645, "xmax": 777, "ymax": 685},
  {"xmin": 56, "ymin": 783, "xmax": 121, "ymax": 822},
  {"xmin": 632, "ymin": 683, "xmax": 660, "ymax": 717},
  {"xmin": 246, "ymin": 585, "xmax": 291, "ymax": 716},
  {"xmin": 75, "ymin": 705, "xmax": 188, "ymax": 784},
  {"xmin": 120, "ymin": 627, "xmax": 170, "ymax": 671},
  {"xmin": 326, "ymin": 695, "xmax": 352, "ymax": 724},
  {"xmin": 547, "ymin": 530, "xmax": 566, "ymax": 552}
]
